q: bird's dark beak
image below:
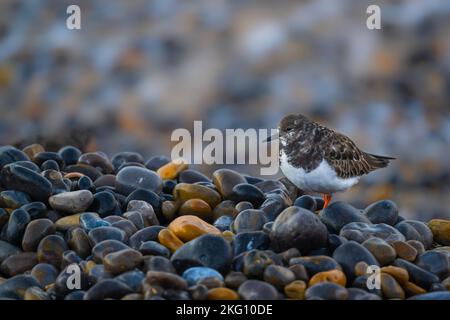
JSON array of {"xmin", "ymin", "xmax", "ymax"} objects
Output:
[{"xmin": 263, "ymin": 133, "xmax": 278, "ymax": 143}]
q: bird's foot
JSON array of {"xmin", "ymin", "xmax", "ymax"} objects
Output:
[{"xmin": 322, "ymin": 194, "xmax": 332, "ymax": 209}]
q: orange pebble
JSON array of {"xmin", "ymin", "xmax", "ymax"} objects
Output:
[
  {"xmin": 158, "ymin": 228, "xmax": 184, "ymax": 252},
  {"xmin": 308, "ymin": 269, "xmax": 347, "ymax": 287},
  {"xmin": 157, "ymin": 158, "xmax": 188, "ymax": 180},
  {"xmin": 168, "ymin": 215, "xmax": 221, "ymax": 242},
  {"xmin": 207, "ymin": 287, "xmax": 239, "ymax": 300}
]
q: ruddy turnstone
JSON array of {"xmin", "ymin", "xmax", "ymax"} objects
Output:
[{"xmin": 266, "ymin": 114, "xmax": 395, "ymax": 208}]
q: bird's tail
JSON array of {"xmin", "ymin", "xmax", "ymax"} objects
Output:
[{"xmin": 364, "ymin": 153, "xmax": 395, "ymax": 169}]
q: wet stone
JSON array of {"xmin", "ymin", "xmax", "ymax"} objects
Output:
[
  {"xmin": 363, "ymin": 200, "xmax": 399, "ymax": 226},
  {"xmin": 224, "ymin": 271, "xmax": 247, "ymax": 289},
  {"xmin": 238, "ymin": 280, "xmax": 278, "ymax": 300},
  {"xmin": 143, "ymin": 256, "xmax": 176, "ymax": 274},
  {"xmin": 80, "ymin": 213, "xmax": 110, "ymax": 231},
  {"xmin": 65, "ymin": 164, "xmax": 102, "ymax": 181},
  {"xmin": 129, "ymin": 226, "xmax": 164, "ymax": 249},
  {"xmin": 84, "ymin": 279, "xmax": 133, "ymax": 300},
  {"xmin": 55, "ymin": 213, "xmax": 83, "ymax": 231},
  {"xmin": 0, "ymin": 274, "xmax": 42, "ymax": 300},
  {"xmin": 235, "ymin": 201, "xmax": 253, "ymax": 213},
  {"xmin": 171, "ymin": 234, "xmax": 233, "ymax": 274},
  {"xmin": 395, "ymin": 220, "xmax": 433, "ymax": 249},
  {"xmin": 212, "ymin": 169, "xmax": 247, "ymax": 199},
  {"xmin": 58, "ymin": 146, "xmax": 81, "ymax": 166},
  {"xmin": 428, "ymin": 219, "xmax": 450, "ymax": 246},
  {"xmin": 88, "ymin": 226, "xmax": 126, "ymax": 245},
  {"xmin": 263, "ymin": 265, "xmax": 296, "ymax": 289},
  {"xmin": 173, "ymin": 183, "xmax": 221, "ymax": 209},
  {"xmin": 309, "ymin": 269, "xmax": 347, "ymax": 287},
  {"xmin": 347, "ymin": 288, "xmax": 381, "ymax": 300},
  {"xmin": 381, "ymin": 266, "xmax": 409, "ymax": 284},
  {"xmin": 127, "ymin": 200, "xmax": 160, "ymax": 227},
  {"xmin": 270, "ymin": 206, "xmax": 328, "ymax": 253},
  {"xmin": 391, "ymin": 241, "xmax": 418, "ymax": 262},
  {"xmin": 213, "ymin": 215, "xmax": 234, "ymax": 232},
  {"xmin": 333, "ymin": 241, "xmax": 379, "ymax": 281},
  {"xmin": 0, "ymin": 190, "xmax": 31, "ymax": 209},
  {"xmin": 78, "ymin": 152, "xmax": 114, "ymax": 174},
  {"xmin": 103, "ymin": 248, "xmax": 143, "ymax": 275},
  {"xmin": 22, "ymin": 144, "xmax": 44, "ymax": 160},
  {"xmin": 243, "ymin": 250, "xmax": 273, "ymax": 278},
  {"xmin": 319, "ymin": 201, "xmax": 371, "ymax": 234},
  {"xmin": 158, "ymin": 228, "xmax": 184, "ymax": 253},
  {"xmin": 145, "ymin": 270, "xmax": 187, "ymax": 290},
  {"xmin": 41, "ymin": 159, "xmax": 59, "ymax": 171},
  {"xmin": 0, "ymin": 146, "xmax": 30, "ymax": 169},
  {"xmin": 49, "ymin": 190, "xmax": 94, "ymax": 214},
  {"xmin": 157, "ymin": 159, "xmax": 189, "ymax": 180},
  {"xmin": 212, "ymin": 200, "xmax": 238, "ymax": 221},
  {"xmin": 179, "ymin": 199, "xmax": 212, "ymax": 222},
  {"xmin": 0, "ymin": 252, "xmax": 38, "ymax": 277},
  {"xmin": 293, "ymin": 195, "xmax": 317, "ymax": 212},
  {"xmin": 234, "ymin": 231, "xmax": 270, "ymax": 256},
  {"xmin": 415, "ymin": 251, "xmax": 449, "ymax": 280},
  {"xmin": 12, "ymin": 161, "xmax": 40, "ymax": 173},
  {"xmin": 124, "ymin": 190, "xmax": 162, "ymax": 220},
  {"xmin": 305, "ymin": 282, "xmax": 348, "ymax": 300},
  {"xmin": 289, "ymin": 255, "xmax": 340, "ymax": 276},
  {"xmin": 33, "ymin": 152, "xmax": 65, "ymax": 168},
  {"xmin": 139, "ymin": 241, "xmax": 170, "ymax": 258},
  {"xmin": 145, "ymin": 155, "xmax": 170, "ymax": 171},
  {"xmin": 112, "ymin": 219, "xmax": 138, "ymax": 241},
  {"xmin": 36, "ymin": 235, "xmax": 68, "ymax": 268},
  {"xmin": 179, "ymin": 169, "xmax": 210, "ymax": 184},
  {"xmin": 182, "ymin": 267, "xmax": 224, "ymax": 286},
  {"xmin": 407, "ymin": 240, "xmax": 425, "ymax": 255},
  {"xmin": 393, "ymin": 259, "xmax": 439, "ymax": 290},
  {"xmin": 340, "ymin": 222, "xmax": 405, "ymax": 244},
  {"xmin": 407, "ymin": 291, "xmax": 450, "ymax": 300},
  {"xmin": 207, "ymin": 287, "xmax": 239, "ymax": 300},
  {"xmin": 232, "ymin": 209, "xmax": 267, "ymax": 234},
  {"xmin": 115, "ymin": 270, "xmax": 145, "ymax": 292},
  {"xmin": 0, "ymin": 164, "xmax": 52, "ymax": 202},
  {"xmin": 0, "ymin": 240, "xmax": 21, "ymax": 264},
  {"xmin": 168, "ymin": 215, "xmax": 221, "ymax": 242},
  {"xmin": 22, "ymin": 219, "xmax": 55, "ymax": 252},
  {"xmin": 111, "ymin": 152, "xmax": 144, "ymax": 171},
  {"xmin": 362, "ymin": 237, "xmax": 397, "ymax": 266},
  {"xmin": 229, "ymin": 183, "xmax": 265, "ymax": 208},
  {"xmin": 380, "ymin": 273, "xmax": 405, "ymax": 299},
  {"xmin": 31, "ymin": 263, "xmax": 59, "ymax": 287},
  {"xmin": 5, "ymin": 208, "xmax": 30, "ymax": 245},
  {"xmin": 189, "ymin": 284, "xmax": 209, "ymax": 300},
  {"xmin": 76, "ymin": 176, "xmax": 95, "ymax": 192},
  {"xmin": 259, "ymin": 194, "xmax": 287, "ymax": 222},
  {"xmin": 161, "ymin": 200, "xmax": 178, "ymax": 222},
  {"xmin": 116, "ymin": 166, "xmax": 163, "ymax": 195}
]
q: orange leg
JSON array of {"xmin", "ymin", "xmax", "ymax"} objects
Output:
[{"xmin": 322, "ymin": 194, "xmax": 332, "ymax": 209}]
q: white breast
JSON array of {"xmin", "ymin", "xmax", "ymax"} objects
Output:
[{"xmin": 280, "ymin": 152, "xmax": 359, "ymax": 194}]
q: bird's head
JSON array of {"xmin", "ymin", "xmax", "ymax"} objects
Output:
[{"xmin": 265, "ymin": 114, "xmax": 309, "ymax": 146}]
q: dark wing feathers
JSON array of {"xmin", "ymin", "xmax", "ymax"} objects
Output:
[{"xmin": 323, "ymin": 130, "xmax": 394, "ymax": 179}]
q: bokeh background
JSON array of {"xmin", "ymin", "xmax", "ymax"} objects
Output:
[{"xmin": 0, "ymin": 0, "xmax": 449, "ymax": 220}]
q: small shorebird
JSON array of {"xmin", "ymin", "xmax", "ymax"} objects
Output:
[{"xmin": 266, "ymin": 114, "xmax": 394, "ymax": 209}]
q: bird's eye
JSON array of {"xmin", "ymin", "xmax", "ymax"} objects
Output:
[{"xmin": 286, "ymin": 127, "xmax": 293, "ymax": 132}]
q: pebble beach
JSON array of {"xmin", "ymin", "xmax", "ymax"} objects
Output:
[{"xmin": 0, "ymin": 144, "xmax": 449, "ymax": 300}]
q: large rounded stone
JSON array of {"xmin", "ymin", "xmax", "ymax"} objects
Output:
[
  {"xmin": 36, "ymin": 235, "xmax": 68, "ymax": 268},
  {"xmin": 212, "ymin": 169, "xmax": 247, "ymax": 199},
  {"xmin": 270, "ymin": 206, "xmax": 328, "ymax": 253},
  {"xmin": 238, "ymin": 280, "xmax": 278, "ymax": 300},
  {"xmin": 395, "ymin": 220, "xmax": 433, "ymax": 249},
  {"xmin": 363, "ymin": 200, "xmax": 398, "ymax": 226},
  {"xmin": 168, "ymin": 215, "xmax": 221, "ymax": 242},
  {"xmin": 393, "ymin": 259, "xmax": 439, "ymax": 290},
  {"xmin": 332, "ymin": 241, "xmax": 379, "ymax": 281},
  {"xmin": 232, "ymin": 209, "xmax": 268, "ymax": 234},
  {"xmin": 319, "ymin": 201, "xmax": 371, "ymax": 234},
  {"xmin": 305, "ymin": 282, "xmax": 348, "ymax": 300},
  {"xmin": 171, "ymin": 234, "xmax": 232, "ymax": 274},
  {"xmin": 0, "ymin": 146, "xmax": 29, "ymax": 169},
  {"xmin": 0, "ymin": 252, "xmax": 38, "ymax": 277},
  {"xmin": 5, "ymin": 208, "xmax": 30, "ymax": 245},
  {"xmin": 173, "ymin": 183, "xmax": 221, "ymax": 208},
  {"xmin": 49, "ymin": 190, "xmax": 94, "ymax": 214},
  {"xmin": 116, "ymin": 166, "xmax": 163, "ymax": 195},
  {"xmin": 103, "ymin": 249, "xmax": 143, "ymax": 275},
  {"xmin": 415, "ymin": 251, "xmax": 449, "ymax": 280},
  {"xmin": 362, "ymin": 237, "xmax": 396, "ymax": 266},
  {"xmin": 428, "ymin": 219, "xmax": 450, "ymax": 246},
  {"xmin": 0, "ymin": 164, "xmax": 52, "ymax": 202},
  {"xmin": 340, "ymin": 222, "xmax": 405, "ymax": 244},
  {"xmin": 22, "ymin": 219, "xmax": 55, "ymax": 252}
]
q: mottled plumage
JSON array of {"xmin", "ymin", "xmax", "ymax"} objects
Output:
[{"xmin": 271, "ymin": 114, "xmax": 394, "ymax": 205}]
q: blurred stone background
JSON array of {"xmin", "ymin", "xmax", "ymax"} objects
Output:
[{"xmin": 0, "ymin": 0, "xmax": 449, "ymax": 219}]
